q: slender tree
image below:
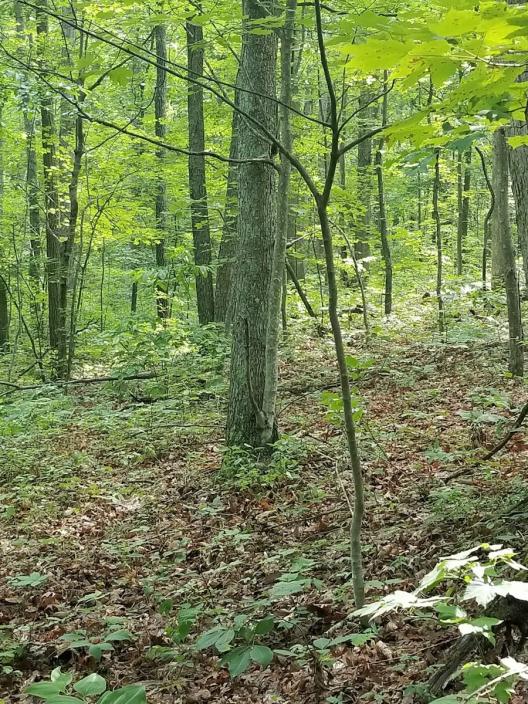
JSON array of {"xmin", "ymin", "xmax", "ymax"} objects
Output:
[
  {"xmin": 375, "ymin": 73, "xmax": 392, "ymax": 315},
  {"xmin": 261, "ymin": 0, "xmax": 297, "ymax": 445},
  {"xmin": 14, "ymin": 1, "xmax": 41, "ymax": 291},
  {"xmin": 154, "ymin": 21, "xmax": 170, "ymax": 320},
  {"xmin": 36, "ymin": 0, "xmax": 64, "ymax": 374},
  {"xmin": 492, "ymin": 127, "xmax": 524, "ymax": 376},
  {"xmin": 433, "ymin": 149, "xmax": 444, "ymax": 335},
  {"xmin": 187, "ymin": 12, "xmax": 215, "ymax": 324},
  {"xmin": 456, "ymin": 148, "xmax": 471, "ymax": 275}
]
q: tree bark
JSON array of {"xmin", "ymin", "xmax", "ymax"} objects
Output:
[
  {"xmin": 261, "ymin": 0, "xmax": 297, "ymax": 445},
  {"xmin": 0, "ymin": 101, "xmax": 8, "ymax": 352},
  {"xmin": 375, "ymin": 74, "xmax": 392, "ymax": 315},
  {"xmin": 509, "ymin": 123, "xmax": 528, "ymax": 291},
  {"xmin": 476, "ymin": 146, "xmax": 495, "ymax": 290},
  {"xmin": 355, "ymin": 92, "xmax": 374, "ymax": 263},
  {"xmin": 226, "ymin": 0, "xmax": 278, "ymax": 448},
  {"xmin": 214, "ymin": 97, "xmax": 240, "ymax": 324},
  {"xmin": 154, "ymin": 22, "xmax": 170, "ymax": 320},
  {"xmin": 187, "ymin": 15, "xmax": 215, "ymax": 324},
  {"xmin": 433, "ymin": 150, "xmax": 445, "ymax": 335},
  {"xmin": 36, "ymin": 0, "xmax": 64, "ymax": 374},
  {"xmin": 493, "ymin": 127, "xmax": 524, "ymax": 376},
  {"xmin": 456, "ymin": 149, "xmax": 472, "ymax": 275},
  {"xmin": 14, "ymin": 1, "xmax": 41, "ymax": 290}
]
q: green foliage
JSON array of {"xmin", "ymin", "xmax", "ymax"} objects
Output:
[
  {"xmin": 194, "ymin": 615, "xmax": 276, "ymax": 677},
  {"xmin": 58, "ymin": 623, "xmax": 135, "ymax": 663},
  {"xmin": 218, "ymin": 435, "xmax": 306, "ymax": 488},
  {"xmin": 25, "ymin": 668, "xmax": 146, "ymax": 704},
  {"xmin": 355, "ymin": 545, "xmax": 528, "ymax": 702}
]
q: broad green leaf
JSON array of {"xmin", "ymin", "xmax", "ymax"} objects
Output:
[
  {"xmin": 269, "ymin": 579, "xmax": 308, "ymax": 597},
  {"xmin": 250, "ymin": 645, "xmax": 273, "ymax": 667},
  {"xmin": 214, "ymin": 628, "xmax": 235, "ymax": 653},
  {"xmin": 98, "ymin": 685, "xmax": 147, "ymax": 704},
  {"xmin": 25, "ymin": 682, "xmax": 64, "ymax": 698},
  {"xmin": 222, "ymin": 646, "xmax": 252, "ymax": 677},
  {"xmin": 74, "ymin": 673, "xmax": 107, "ymax": 696},
  {"xmin": 254, "ymin": 616, "xmax": 275, "ymax": 636},
  {"xmin": 195, "ymin": 627, "xmax": 224, "ymax": 651},
  {"xmin": 432, "ymin": 9, "xmax": 480, "ymax": 37},
  {"xmin": 105, "ymin": 629, "xmax": 133, "ymax": 642},
  {"xmin": 50, "ymin": 669, "xmax": 73, "ymax": 689}
]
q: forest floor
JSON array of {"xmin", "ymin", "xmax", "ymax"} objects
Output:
[{"xmin": 2, "ymin": 322, "xmax": 528, "ymax": 703}]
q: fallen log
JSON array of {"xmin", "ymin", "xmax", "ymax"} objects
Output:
[{"xmin": 0, "ymin": 371, "xmax": 159, "ymax": 396}]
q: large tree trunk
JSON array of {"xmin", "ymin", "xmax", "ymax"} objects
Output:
[
  {"xmin": 154, "ymin": 22, "xmax": 170, "ymax": 320},
  {"xmin": 226, "ymin": 0, "xmax": 278, "ymax": 448},
  {"xmin": 493, "ymin": 128, "xmax": 524, "ymax": 376},
  {"xmin": 187, "ymin": 16, "xmax": 215, "ymax": 325},
  {"xmin": 36, "ymin": 0, "xmax": 64, "ymax": 375},
  {"xmin": 261, "ymin": 0, "xmax": 297, "ymax": 445}
]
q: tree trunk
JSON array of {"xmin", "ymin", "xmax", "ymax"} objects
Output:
[
  {"xmin": 154, "ymin": 22, "xmax": 170, "ymax": 320},
  {"xmin": 509, "ymin": 124, "xmax": 528, "ymax": 292},
  {"xmin": 493, "ymin": 128, "xmax": 524, "ymax": 376},
  {"xmin": 433, "ymin": 150, "xmax": 445, "ymax": 335},
  {"xmin": 261, "ymin": 0, "xmax": 297, "ymax": 445},
  {"xmin": 476, "ymin": 146, "xmax": 495, "ymax": 290},
  {"xmin": 36, "ymin": 0, "xmax": 64, "ymax": 375},
  {"xmin": 0, "ymin": 102, "xmax": 8, "ymax": 352},
  {"xmin": 507, "ymin": 0, "xmax": 528, "ymax": 291},
  {"xmin": 187, "ymin": 16, "xmax": 215, "ymax": 324},
  {"xmin": 0, "ymin": 277, "xmax": 8, "ymax": 352},
  {"xmin": 456, "ymin": 149, "xmax": 471, "ymax": 275},
  {"xmin": 215, "ymin": 75, "xmax": 241, "ymax": 325},
  {"xmin": 226, "ymin": 0, "xmax": 278, "ymax": 448},
  {"xmin": 355, "ymin": 92, "xmax": 373, "ymax": 263},
  {"xmin": 14, "ymin": 1, "xmax": 41, "ymax": 290},
  {"xmin": 375, "ymin": 75, "xmax": 392, "ymax": 315}
]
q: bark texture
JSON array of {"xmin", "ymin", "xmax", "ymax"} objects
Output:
[
  {"xmin": 493, "ymin": 128, "xmax": 524, "ymax": 376},
  {"xmin": 214, "ymin": 95, "xmax": 240, "ymax": 324},
  {"xmin": 154, "ymin": 23, "xmax": 170, "ymax": 320},
  {"xmin": 187, "ymin": 18, "xmax": 215, "ymax": 324},
  {"xmin": 226, "ymin": 0, "xmax": 278, "ymax": 448}
]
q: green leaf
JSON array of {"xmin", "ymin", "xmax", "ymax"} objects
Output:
[
  {"xmin": 42, "ymin": 698, "xmax": 84, "ymax": 704},
  {"xmin": 214, "ymin": 628, "xmax": 235, "ymax": 653},
  {"xmin": 269, "ymin": 579, "xmax": 309, "ymax": 597},
  {"xmin": 108, "ymin": 67, "xmax": 133, "ymax": 86},
  {"xmin": 9, "ymin": 572, "xmax": 48, "ymax": 588},
  {"xmin": 429, "ymin": 697, "xmax": 461, "ymax": 703},
  {"xmin": 221, "ymin": 646, "xmax": 252, "ymax": 677},
  {"xmin": 105, "ymin": 629, "xmax": 133, "ymax": 642},
  {"xmin": 98, "ymin": 685, "xmax": 147, "ymax": 704},
  {"xmin": 508, "ymin": 135, "xmax": 528, "ymax": 149},
  {"xmin": 50, "ymin": 669, "xmax": 73, "ymax": 689},
  {"xmin": 254, "ymin": 616, "xmax": 275, "ymax": 636},
  {"xmin": 25, "ymin": 682, "xmax": 64, "ymax": 698},
  {"xmin": 74, "ymin": 674, "xmax": 107, "ymax": 696},
  {"xmin": 195, "ymin": 627, "xmax": 224, "ymax": 651},
  {"xmin": 250, "ymin": 645, "xmax": 273, "ymax": 667}
]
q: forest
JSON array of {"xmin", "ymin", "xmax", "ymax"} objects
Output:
[{"xmin": 2, "ymin": 0, "xmax": 528, "ymax": 701}]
